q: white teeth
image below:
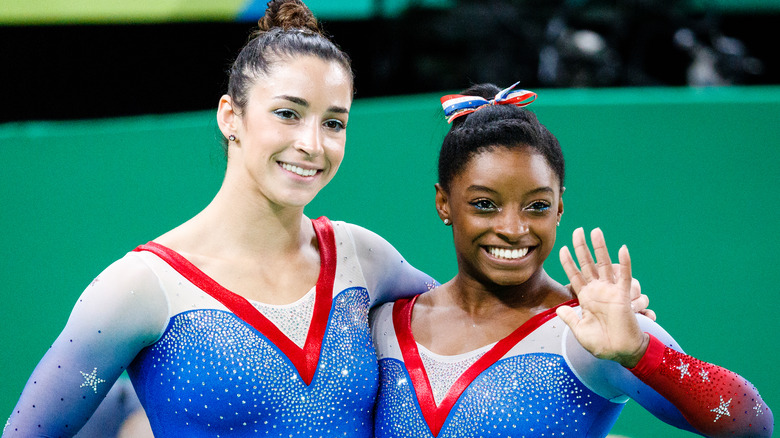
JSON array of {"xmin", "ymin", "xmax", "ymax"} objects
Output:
[
  {"xmin": 281, "ymin": 163, "xmax": 317, "ymax": 177},
  {"xmin": 488, "ymin": 247, "xmax": 529, "ymax": 260}
]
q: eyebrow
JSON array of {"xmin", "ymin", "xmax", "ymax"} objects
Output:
[
  {"xmin": 466, "ymin": 185, "xmax": 555, "ymax": 195},
  {"xmin": 274, "ymin": 95, "xmax": 349, "ymax": 114}
]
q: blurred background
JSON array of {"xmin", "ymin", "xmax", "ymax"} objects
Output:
[
  {"xmin": 1, "ymin": 0, "xmax": 779, "ymax": 121},
  {"xmin": 1, "ymin": 1, "xmax": 779, "ymax": 438}
]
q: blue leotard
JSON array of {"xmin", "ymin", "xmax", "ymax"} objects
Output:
[
  {"xmin": 371, "ymin": 295, "xmax": 773, "ymax": 437},
  {"xmin": 5, "ymin": 218, "xmax": 435, "ymax": 437}
]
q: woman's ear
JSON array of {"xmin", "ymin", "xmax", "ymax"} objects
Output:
[
  {"xmin": 435, "ymin": 183, "xmax": 451, "ymax": 225},
  {"xmin": 216, "ymin": 94, "xmax": 239, "ymax": 140},
  {"xmin": 557, "ymin": 187, "xmax": 565, "ymax": 225}
]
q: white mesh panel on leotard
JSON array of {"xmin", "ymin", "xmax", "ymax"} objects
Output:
[
  {"xmin": 250, "ymin": 288, "xmax": 316, "ymax": 348},
  {"xmin": 417, "ymin": 342, "xmax": 495, "ymax": 405}
]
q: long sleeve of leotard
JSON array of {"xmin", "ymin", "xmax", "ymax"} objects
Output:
[
  {"xmin": 564, "ymin": 315, "xmax": 773, "ymax": 437},
  {"xmin": 3, "ymin": 253, "xmax": 169, "ymax": 438},
  {"xmin": 343, "ymin": 223, "xmax": 437, "ymax": 306},
  {"xmin": 628, "ymin": 334, "xmax": 773, "ymax": 437}
]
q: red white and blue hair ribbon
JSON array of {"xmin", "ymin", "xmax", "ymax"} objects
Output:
[{"xmin": 440, "ymin": 82, "xmax": 537, "ymax": 124}]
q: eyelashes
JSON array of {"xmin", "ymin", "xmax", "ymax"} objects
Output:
[
  {"xmin": 469, "ymin": 199, "xmax": 551, "ymax": 213},
  {"xmin": 273, "ymin": 109, "xmax": 346, "ymax": 131}
]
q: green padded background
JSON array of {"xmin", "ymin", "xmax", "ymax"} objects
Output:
[{"xmin": 1, "ymin": 85, "xmax": 778, "ymax": 437}]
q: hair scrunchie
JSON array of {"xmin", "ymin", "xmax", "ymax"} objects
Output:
[{"xmin": 440, "ymin": 82, "xmax": 537, "ymax": 124}]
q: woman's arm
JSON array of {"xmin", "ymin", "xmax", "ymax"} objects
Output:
[
  {"xmin": 559, "ymin": 228, "xmax": 773, "ymax": 437},
  {"xmin": 4, "ymin": 253, "xmax": 168, "ymax": 437},
  {"xmin": 628, "ymin": 332, "xmax": 773, "ymax": 437},
  {"xmin": 344, "ymin": 223, "xmax": 437, "ymax": 306},
  {"xmin": 565, "ymin": 314, "xmax": 773, "ymax": 437}
]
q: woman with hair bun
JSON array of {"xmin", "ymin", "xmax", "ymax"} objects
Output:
[
  {"xmin": 4, "ymin": 3, "xmax": 655, "ymax": 436},
  {"xmin": 4, "ymin": 1, "xmax": 436, "ymax": 436},
  {"xmin": 371, "ymin": 82, "xmax": 773, "ymax": 438}
]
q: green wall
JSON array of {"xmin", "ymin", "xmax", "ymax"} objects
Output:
[{"xmin": 1, "ymin": 86, "xmax": 778, "ymax": 437}]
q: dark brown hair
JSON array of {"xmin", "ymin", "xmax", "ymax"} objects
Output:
[
  {"xmin": 223, "ymin": 0, "xmax": 353, "ymax": 148},
  {"xmin": 438, "ymin": 83, "xmax": 565, "ymax": 191}
]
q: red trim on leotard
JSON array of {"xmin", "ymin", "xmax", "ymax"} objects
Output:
[
  {"xmin": 133, "ymin": 216, "xmax": 336, "ymax": 386},
  {"xmin": 393, "ymin": 296, "xmax": 579, "ymax": 436}
]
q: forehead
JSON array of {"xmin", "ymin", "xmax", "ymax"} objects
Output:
[
  {"xmin": 454, "ymin": 147, "xmax": 559, "ymax": 192},
  {"xmin": 250, "ymin": 55, "xmax": 353, "ymax": 108}
]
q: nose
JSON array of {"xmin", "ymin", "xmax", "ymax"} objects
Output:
[
  {"xmin": 294, "ymin": 120, "xmax": 324, "ymax": 157},
  {"xmin": 494, "ymin": 209, "xmax": 529, "ymax": 242}
]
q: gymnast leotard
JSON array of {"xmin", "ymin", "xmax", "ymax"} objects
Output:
[
  {"xmin": 371, "ymin": 295, "xmax": 773, "ymax": 437},
  {"xmin": 5, "ymin": 217, "xmax": 435, "ymax": 437}
]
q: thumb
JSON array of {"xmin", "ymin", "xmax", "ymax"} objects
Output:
[{"xmin": 556, "ymin": 305, "xmax": 580, "ymax": 330}]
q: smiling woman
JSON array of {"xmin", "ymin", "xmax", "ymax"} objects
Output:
[
  {"xmin": 3, "ymin": 1, "xmax": 438, "ymax": 437},
  {"xmin": 436, "ymin": 148, "xmax": 562, "ymax": 289},
  {"xmin": 216, "ymin": 55, "xmax": 352, "ymax": 211},
  {"xmin": 370, "ymin": 82, "xmax": 774, "ymax": 438}
]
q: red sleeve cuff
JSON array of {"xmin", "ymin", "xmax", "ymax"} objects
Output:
[{"xmin": 628, "ymin": 333, "xmax": 666, "ymax": 378}]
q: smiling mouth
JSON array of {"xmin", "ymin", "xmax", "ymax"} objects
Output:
[
  {"xmin": 280, "ymin": 162, "xmax": 319, "ymax": 177},
  {"xmin": 487, "ymin": 246, "xmax": 530, "ymax": 260}
]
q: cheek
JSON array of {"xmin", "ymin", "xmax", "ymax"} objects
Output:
[
  {"xmin": 326, "ymin": 138, "xmax": 346, "ymax": 166},
  {"xmin": 536, "ymin": 218, "xmax": 559, "ymax": 253},
  {"xmin": 452, "ymin": 218, "xmax": 488, "ymax": 247}
]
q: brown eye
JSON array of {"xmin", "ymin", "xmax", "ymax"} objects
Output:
[
  {"xmin": 324, "ymin": 119, "xmax": 345, "ymax": 131},
  {"xmin": 470, "ymin": 199, "xmax": 497, "ymax": 211},
  {"xmin": 527, "ymin": 201, "xmax": 551, "ymax": 212},
  {"xmin": 273, "ymin": 109, "xmax": 299, "ymax": 120}
]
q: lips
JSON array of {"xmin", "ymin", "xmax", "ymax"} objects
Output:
[
  {"xmin": 486, "ymin": 246, "xmax": 530, "ymax": 260},
  {"xmin": 280, "ymin": 162, "xmax": 319, "ymax": 177}
]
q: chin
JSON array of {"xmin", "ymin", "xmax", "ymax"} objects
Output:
[
  {"xmin": 273, "ymin": 189, "xmax": 322, "ymax": 209},
  {"xmin": 483, "ymin": 264, "xmax": 544, "ymax": 288}
]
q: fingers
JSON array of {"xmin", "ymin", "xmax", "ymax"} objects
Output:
[
  {"xmin": 630, "ymin": 284, "xmax": 657, "ymax": 322},
  {"xmin": 640, "ymin": 308, "xmax": 657, "ymax": 322},
  {"xmin": 630, "ymin": 293, "xmax": 649, "ymax": 313},
  {"xmin": 555, "ymin": 305, "xmax": 579, "ymax": 330},
  {"xmin": 572, "ymin": 227, "xmax": 598, "ymax": 282},
  {"xmin": 560, "ymin": 246, "xmax": 585, "ymax": 294},
  {"xmin": 590, "ymin": 228, "xmax": 614, "ymax": 282},
  {"xmin": 629, "ymin": 278, "xmax": 641, "ymax": 301},
  {"xmin": 618, "ymin": 245, "xmax": 632, "ymax": 294}
]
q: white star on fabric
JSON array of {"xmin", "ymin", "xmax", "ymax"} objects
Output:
[
  {"xmin": 754, "ymin": 401, "xmax": 764, "ymax": 415},
  {"xmin": 699, "ymin": 369, "xmax": 710, "ymax": 382},
  {"xmin": 710, "ymin": 396, "xmax": 732, "ymax": 422},
  {"xmin": 675, "ymin": 359, "xmax": 691, "ymax": 380},
  {"xmin": 79, "ymin": 368, "xmax": 106, "ymax": 393}
]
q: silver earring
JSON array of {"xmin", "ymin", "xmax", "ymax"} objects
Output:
[
  {"xmin": 443, "ymin": 219, "xmax": 451, "ymax": 225},
  {"xmin": 228, "ymin": 134, "xmax": 236, "ymax": 142}
]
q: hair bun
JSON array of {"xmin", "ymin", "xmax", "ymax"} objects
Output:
[{"xmin": 257, "ymin": 0, "xmax": 321, "ymax": 35}]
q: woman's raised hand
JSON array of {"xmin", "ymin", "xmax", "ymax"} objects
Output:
[{"xmin": 556, "ymin": 228, "xmax": 650, "ymax": 368}]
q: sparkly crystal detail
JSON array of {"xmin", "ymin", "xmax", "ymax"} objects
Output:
[
  {"xmin": 128, "ymin": 287, "xmax": 377, "ymax": 436},
  {"xmin": 250, "ymin": 287, "xmax": 315, "ymax": 348},
  {"xmin": 376, "ymin": 354, "xmax": 621, "ymax": 437},
  {"xmin": 711, "ymin": 396, "xmax": 732, "ymax": 422},
  {"xmin": 79, "ymin": 367, "xmax": 105, "ymax": 393},
  {"xmin": 418, "ymin": 343, "xmax": 492, "ymax": 405},
  {"xmin": 676, "ymin": 359, "xmax": 691, "ymax": 380}
]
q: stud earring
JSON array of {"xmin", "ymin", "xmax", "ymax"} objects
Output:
[
  {"xmin": 228, "ymin": 134, "xmax": 236, "ymax": 142},
  {"xmin": 443, "ymin": 219, "xmax": 451, "ymax": 225}
]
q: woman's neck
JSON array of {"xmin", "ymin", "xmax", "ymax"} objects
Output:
[
  {"xmin": 442, "ymin": 268, "xmax": 570, "ymax": 317},
  {"xmin": 157, "ymin": 181, "xmax": 312, "ymax": 259},
  {"xmin": 412, "ymin": 269, "xmax": 572, "ymax": 355},
  {"xmin": 151, "ymin": 179, "xmax": 323, "ymax": 304}
]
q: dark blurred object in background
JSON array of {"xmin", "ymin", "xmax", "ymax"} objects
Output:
[{"xmin": 1, "ymin": 0, "xmax": 777, "ymax": 122}]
